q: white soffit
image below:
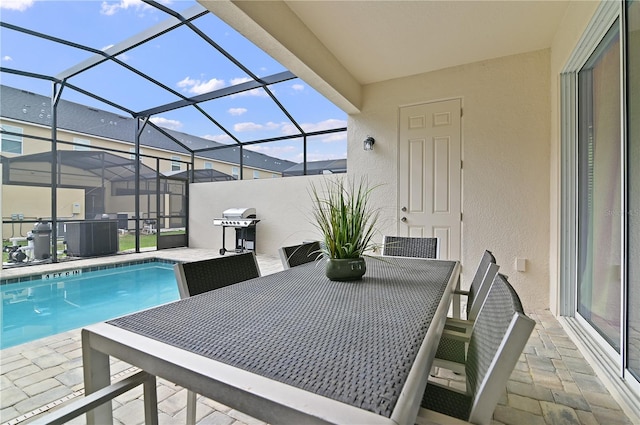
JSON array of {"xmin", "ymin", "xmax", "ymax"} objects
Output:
[{"xmin": 284, "ymin": 0, "xmax": 571, "ymax": 85}]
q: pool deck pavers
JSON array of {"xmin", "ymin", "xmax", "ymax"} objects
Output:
[{"xmin": 1, "ymin": 248, "xmax": 637, "ymax": 425}]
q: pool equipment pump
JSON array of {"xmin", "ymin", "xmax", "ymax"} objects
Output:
[{"xmin": 3, "ymin": 219, "xmax": 52, "ymax": 263}]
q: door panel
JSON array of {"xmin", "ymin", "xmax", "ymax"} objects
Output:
[
  {"xmin": 399, "ymin": 99, "xmax": 461, "ymax": 260},
  {"xmin": 577, "ymin": 22, "xmax": 621, "ymax": 352}
]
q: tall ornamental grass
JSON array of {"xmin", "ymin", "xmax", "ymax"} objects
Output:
[{"xmin": 309, "ymin": 177, "xmax": 380, "ymax": 259}]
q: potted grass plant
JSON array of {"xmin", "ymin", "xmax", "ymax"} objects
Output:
[{"xmin": 309, "ymin": 176, "xmax": 380, "ymax": 281}]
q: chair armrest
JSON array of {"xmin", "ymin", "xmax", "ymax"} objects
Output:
[
  {"xmin": 441, "ymin": 328, "xmax": 470, "ymax": 342},
  {"xmin": 444, "ymin": 317, "xmax": 473, "ymax": 335}
]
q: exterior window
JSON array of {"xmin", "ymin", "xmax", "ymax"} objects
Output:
[
  {"xmin": 73, "ymin": 137, "xmax": 91, "ymax": 151},
  {"xmin": 171, "ymin": 156, "xmax": 181, "ymax": 171},
  {"xmin": 272, "ymin": 173, "xmax": 278, "ymax": 178},
  {"xmin": 129, "ymin": 148, "xmax": 143, "ymax": 161},
  {"xmin": 204, "ymin": 162, "xmax": 213, "ymax": 169},
  {"xmin": 1, "ymin": 124, "xmax": 23, "ymax": 154},
  {"xmin": 232, "ymin": 167, "xmax": 239, "ymax": 179},
  {"xmin": 576, "ymin": 22, "xmax": 621, "ymax": 351},
  {"xmin": 253, "ymin": 170, "xmax": 260, "ymax": 179}
]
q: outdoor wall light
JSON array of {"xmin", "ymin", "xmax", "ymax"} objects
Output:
[{"xmin": 363, "ymin": 136, "xmax": 375, "ymax": 151}]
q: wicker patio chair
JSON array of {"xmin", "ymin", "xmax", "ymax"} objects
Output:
[
  {"xmin": 446, "ymin": 250, "xmax": 499, "ymax": 324},
  {"xmin": 174, "ymin": 251, "xmax": 260, "ymax": 298},
  {"xmin": 381, "ymin": 235, "xmax": 439, "ymax": 259},
  {"xmin": 278, "ymin": 241, "xmax": 322, "ymax": 269},
  {"xmin": 453, "ymin": 250, "xmax": 498, "ymax": 321},
  {"xmin": 418, "ymin": 273, "xmax": 535, "ymax": 425},
  {"xmin": 433, "ymin": 251, "xmax": 499, "ymax": 369},
  {"xmin": 173, "ymin": 252, "xmax": 261, "ymax": 424}
]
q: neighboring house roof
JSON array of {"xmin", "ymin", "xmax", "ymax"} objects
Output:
[
  {"xmin": 282, "ymin": 159, "xmax": 347, "ymax": 176},
  {"xmin": 1, "ymin": 150, "xmax": 158, "ymax": 189},
  {"xmin": 0, "ymin": 85, "xmax": 296, "ymax": 173}
]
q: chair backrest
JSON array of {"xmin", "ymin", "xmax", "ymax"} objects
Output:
[
  {"xmin": 174, "ymin": 252, "xmax": 260, "ymax": 299},
  {"xmin": 466, "ymin": 250, "xmax": 499, "ymax": 320},
  {"xmin": 465, "ymin": 273, "xmax": 535, "ymax": 425},
  {"xmin": 381, "ymin": 235, "xmax": 439, "ymax": 259},
  {"xmin": 279, "ymin": 241, "xmax": 322, "ymax": 269}
]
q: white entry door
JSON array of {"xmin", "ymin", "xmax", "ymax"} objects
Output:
[{"xmin": 398, "ymin": 99, "xmax": 462, "ymax": 260}]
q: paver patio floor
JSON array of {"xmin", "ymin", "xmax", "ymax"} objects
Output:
[{"xmin": 1, "ymin": 249, "xmax": 635, "ymax": 425}]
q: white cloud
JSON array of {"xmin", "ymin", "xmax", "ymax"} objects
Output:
[
  {"xmin": 281, "ymin": 118, "xmax": 347, "ymax": 136},
  {"xmin": 0, "ymin": 0, "xmax": 34, "ymax": 11},
  {"xmin": 245, "ymin": 144, "xmax": 299, "ymax": 161},
  {"xmin": 265, "ymin": 122, "xmax": 283, "ymax": 130},
  {"xmin": 228, "ymin": 108, "xmax": 247, "ymax": 116},
  {"xmin": 231, "ymin": 88, "xmax": 268, "ymax": 99},
  {"xmin": 230, "ymin": 77, "xmax": 252, "ymax": 85},
  {"xmin": 234, "ymin": 121, "xmax": 286, "ymax": 132},
  {"xmin": 231, "ymin": 118, "xmax": 346, "ymax": 138},
  {"xmin": 321, "ymin": 133, "xmax": 347, "ymax": 143},
  {"xmin": 229, "ymin": 77, "xmax": 268, "ymax": 98},
  {"xmin": 234, "ymin": 122, "xmax": 264, "ymax": 132},
  {"xmin": 149, "ymin": 116, "xmax": 182, "ymax": 130},
  {"xmin": 2, "ymin": 56, "xmax": 13, "ymax": 62},
  {"xmin": 100, "ymin": 0, "xmax": 151, "ymax": 16},
  {"xmin": 177, "ymin": 76, "xmax": 226, "ymax": 95},
  {"xmin": 292, "ymin": 84, "xmax": 304, "ymax": 92}
]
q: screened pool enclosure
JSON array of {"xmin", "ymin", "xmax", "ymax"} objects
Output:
[{"xmin": 0, "ymin": 0, "xmax": 347, "ymax": 266}]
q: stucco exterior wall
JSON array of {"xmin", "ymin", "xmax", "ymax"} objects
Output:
[
  {"xmin": 347, "ymin": 50, "xmax": 551, "ymax": 311},
  {"xmin": 188, "ymin": 50, "xmax": 552, "ymax": 311},
  {"xmin": 189, "ymin": 175, "xmax": 332, "ymax": 255}
]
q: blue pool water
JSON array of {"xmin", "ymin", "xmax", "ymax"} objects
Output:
[{"xmin": 0, "ymin": 262, "xmax": 179, "ymax": 349}]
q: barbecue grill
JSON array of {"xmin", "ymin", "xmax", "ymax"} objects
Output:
[{"xmin": 213, "ymin": 208, "xmax": 259, "ymax": 255}]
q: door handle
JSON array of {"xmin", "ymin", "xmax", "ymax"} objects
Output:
[
  {"xmin": 401, "ymin": 206, "xmax": 407, "ymax": 212},
  {"xmin": 401, "ymin": 217, "xmax": 407, "ymax": 222}
]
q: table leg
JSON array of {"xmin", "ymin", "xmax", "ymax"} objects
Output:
[
  {"xmin": 143, "ymin": 374, "xmax": 159, "ymax": 425},
  {"xmin": 186, "ymin": 390, "xmax": 197, "ymax": 425},
  {"xmin": 82, "ymin": 330, "xmax": 112, "ymax": 424}
]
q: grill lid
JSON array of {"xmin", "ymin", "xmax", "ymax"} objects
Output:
[{"xmin": 222, "ymin": 208, "xmax": 256, "ymax": 219}]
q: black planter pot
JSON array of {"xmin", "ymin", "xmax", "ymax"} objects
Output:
[{"xmin": 325, "ymin": 257, "xmax": 366, "ymax": 281}]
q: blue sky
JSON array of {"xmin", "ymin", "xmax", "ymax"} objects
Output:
[{"xmin": 0, "ymin": 0, "xmax": 348, "ymax": 163}]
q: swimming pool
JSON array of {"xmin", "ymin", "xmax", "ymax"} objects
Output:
[{"xmin": 0, "ymin": 261, "xmax": 179, "ymax": 349}]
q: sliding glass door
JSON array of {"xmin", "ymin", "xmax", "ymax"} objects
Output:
[
  {"xmin": 562, "ymin": 1, "xmax": 640, "ymax": 408},
  {"xmin": 576, "ymin": 21, "xmax": 622, "ymax": 351},
  {"xmin": 627, "ymin": 0, "xmax": 640, "ymax": 382}
]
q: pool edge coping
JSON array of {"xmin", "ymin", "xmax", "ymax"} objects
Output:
[{"xmin": 1, "ymin": 258, "xmax": 177, "ymax": 286}]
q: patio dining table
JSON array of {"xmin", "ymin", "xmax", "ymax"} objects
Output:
[{"xmin": 81, "ymin": 256, "xmax": 460, "ymax": 425}]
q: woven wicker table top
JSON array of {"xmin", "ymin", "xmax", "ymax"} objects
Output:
[{"xmin": 108, "ymin": 257, "xmax": 456, "ymax": 418}]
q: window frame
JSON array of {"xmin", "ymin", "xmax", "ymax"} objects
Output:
[
  {"xmin": 171, "ymin": 155, "xmax": 181, "ymax": 172},
  {"xmin": 1, "ymin": 124, "xmax": 24, "ymax": 154},
  {"xmin": 73, "ymin": 137, "xmax": 91, "ymax": 151}
]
